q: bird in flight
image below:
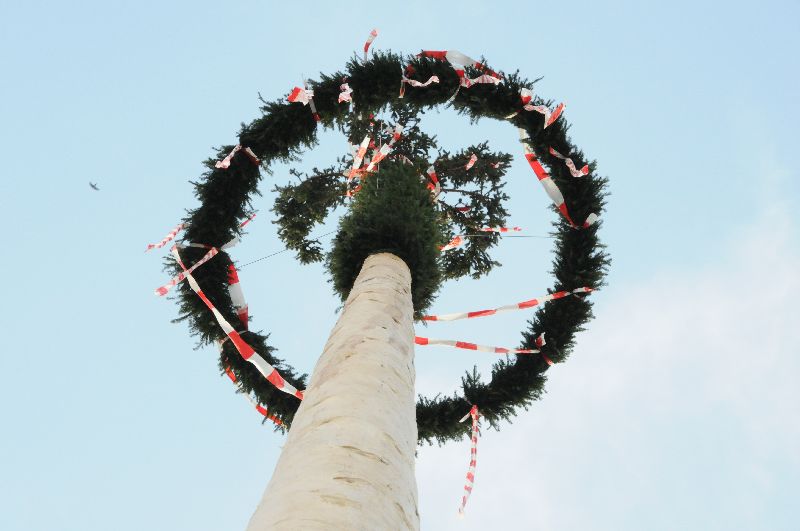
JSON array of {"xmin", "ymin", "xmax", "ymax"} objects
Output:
[{"xmin": 89, "ymin": 182, "xmax": 99, "ymax": 191}]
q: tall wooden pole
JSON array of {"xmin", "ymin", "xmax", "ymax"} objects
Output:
[{"xmin": 247, "ymin": 252, "xmax": 419, "ymax": 530}]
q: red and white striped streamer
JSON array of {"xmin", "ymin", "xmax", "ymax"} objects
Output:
[
  {"xmin": 534, "ymin": 333, "xmax": 554, "ymax": 365},
  {"xmin": 421, "ymin": 287, "xmax": 593, "ymax": 322},
  {"xmin": 173, "ymin": 246, "xmax": 304, "ymax": 400},
  {"xmin": 582, "ymin": 213, "xmax": 599, "ymax": 228},
  {"xmin": 145, "ymin": 223, "xmax": 184, "ymax": 252},
  {"xmin": 364, "ymin": 143, "xmax": 393, "ymax": 172},
  {"xmin": 478, "ymin": 226, "xmax": 521, "ymax": 233},
  {"xmin": 527, "ymin": 102, "xmax": 566, "ymax": 129},
  {"xmin": 518, "ymin": 128, "xmax": 576, "ymax": 226},
  {"xmin": 288, "ymin": 82, "xmax": 321, "ymax": 121},
  {"xmin": 227, "ymin": 264, "xmax": 249, "ymax": 330},
  {"xmin": 458, "ymin": 405, "xmax": 480, "ymax": 516},
  {"xmin": 304, "ymin": 80, "xmax": 320, "ymax": 122},
  {"xmin": 458, "ymin": 73, "xmax": 502, "ymax": 89},
  {"xmin": 388, "ymin": 123, "xmax": 403, "ymax": 143},
  {"xmin": 465, "ymin": 153, "xmax": 477, "ymax": 170},
  {"xmin": 419, "ymin": 50, "xmax": 502, "ymax": 79},
  {"xmin": 223, "ymin": 365, "xmax": 283, "ymax": 426},
  {"xmin": 245, "ymin": 393, "xmax": 284, "ymax": 425},
  {"xmin": 154, "ymin": 232, "xmax": 242, "ymax": 296},
  {"xmin": 425, "ymin": 164, "xmax": 441, "ymax": 197},
  {"xmin": 338, "ymin": 82, "xmax": 353, "ymax": 103},
  {"xmin": 504, "ymin": 88, "xmax": 536, "ymax": 119},
  {"xmin": 415, "ymin": 336, "xmax": 539, "ymax": 355},
  {"xmin": 154, "ymin": 246, "xmax": 219, "ymax": 296},
  {"xmin": 399, "ymin": 74, "xmax": 440, "ymax": 98},
  {"xmin": 363, "ymin": 28, "xmax": 378, "ymax": 60},
  {"xmin": 215, "ymin": 145, "xmax": 260, "ymax": 170},
  {"xmin": 364, "ymin": 123, "xmax": 403, "ymax": 173},
  {"xmin": 347, "ymin": 134, "xmax": 371, "ymax": 183},
  {"xmin": 549, "ymin": 147, "xmax": 589, "ymax": 177},
  {"xmin": 287, "ymin": 86, "xmax": 314, "ymax": 105},
  {"xmin": 239, "ymin": 212, "xmax": 257, "ymax": 229},
  {"xmin": 440, "ymin": 235, "xmax": 464, "ymax": 251},
  {"xmin": 153, "ymin": 214, "xmax": 253, "ymax": 296},
  {"xmin": 535, "ymin": 333, "xmax": 546, "ymax": 348},
  {"xmin": 418, "ymin": 49, "xmax": 501, "ymax": 101}
]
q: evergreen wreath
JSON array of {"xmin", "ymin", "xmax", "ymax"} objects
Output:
[{"xmin": 169, "ymin": 50, "xmax": 609, "ymax": 445}]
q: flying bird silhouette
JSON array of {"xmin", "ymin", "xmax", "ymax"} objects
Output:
[{"xmin": 89, "ymin": 182, "xmax": 99, "ymax": 191}]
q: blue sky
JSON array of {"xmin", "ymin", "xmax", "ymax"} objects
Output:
[{"xmin": 1, "ymin": 1, "xmax": 798, "ymax": 530}]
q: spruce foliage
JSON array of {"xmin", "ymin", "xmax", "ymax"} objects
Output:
[{"xmin": 328, "ymin": 162, "xmax": 445, "ymax": 315}]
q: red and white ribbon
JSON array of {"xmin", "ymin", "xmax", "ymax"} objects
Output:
[
  {"xmin": 549, "ymin": 147, "xmax": 589, "ymax": 177},
  {"xmin": 399, "ymin": 74, "xmax": 440, "ymax": 98},
  {"xmin": 223, "ymin": 365, "xmax": 283, "ymax": 426},
  {"xmin": 415, "ymin": 336, "xmax": 539, "ymax": 355},
  {"xmin": 176, "ymin": 235, "xmax": 241, "ymax": 252},
  {"xmin": 288, "ymin": 82, "xmax": 320, "ymax": 121},
  {"xmin": 154, "ymin": 232, "xmax": 243, "ymax": 296},
  {"xmin": 227, "ymin": 264, "xmax": 249, "ymax": 330},
  {"xmin": 419, "ymin": 49, "xmax": 501, "ymax": 101},
  {"xmin": 215, "ymin": 145, "xmax": 260, "ymax": 170},
  {"xmin": 364, "ymin": 123, "xmax": 403, "ymax": 173},
  {"xmin": 338, "ymin": 82, "xmax": 353, "ymax": 103},
  {"xmin": 425, "ymin": 164, "xmax": 441, "ymax": 197},
  {"xmin": 364, "ymin": 143, "xmax": 393, "ymax": 172},
  {"xmin": 419, "ymin": 50, "xmax": 501, "ymax": 79},
  {"xmin": 519, "ymin": 128, "xmax": 576, "ymax": 226},
  {"xmin": 154, "ymin": 246, "xmax": 219, "ymax": 296},
  {"xmin": 347, "ymin": 134, "xmax": 371, "ymax": 181},
  {"xmin": 465, "ymin": 153, "xmax": 477, "ymax": 170},
  {"xmin": 363, "ymin": 28, "xmax": 378, "ymax": 60},
  {"xmin": 458, "ymin": 405, "xmax": 480, "ymax": 516},
  {"xmin": 504, "ymin": 88, "xmax": 537, "ymax": 119},
  {"xmin": 304, "ymin": 80, "xmax": 320, "ymax": 122},
  {"xmin": 174, "ymin": 246, "xmax": 304, "ymax": 400},
  {"xmin": 440, "ymin": 235, "xmax": 464, "ymax": 251},
  {"xmin": 458, "ymin": 73, "xmax": 502, "ymax": 89},
  {"xmin": 239, "ymin": 212, "xmax": 257, "ymax": 229},
  {"xmin": 478, "ymin": 226, "xmax": 521, "ymax": 233},
  {"xmin": 582, "ymin": 213, "xmax": 599, "ymax": 228},
  {"xmin": 145, "ymin": 223, "xmax": 184, "ymax": 252},
  {"xmin": 287, "ymin": 86, "xmax": 313, "ymax": 105},
  {"xmin": 245, "ymin": 394, "xmax": 283, "ymax": 425},
  {"xmin": 534, "ymin": 333, "xmax": 555, "ymax": 365},
  {"xmin": 388, "ymin": 123, "xmax": 403, "ymax": 143},
  {"xmin": 154, "ymin": 212, "xmax": 253, "ymax": 296},
  {"xmin": 527, "ymin": 102, "xmax": 565, "ymax": 129},
  {"xmin": 421, "ymin": 287, "xmax": 593, "ymax": 322},
  {"xmin": 535, "ymin": 333, "xmax": 547, "ymax": 348}
]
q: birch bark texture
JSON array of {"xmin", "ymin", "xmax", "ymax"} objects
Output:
[{"xmin": 247, "ymin": 252, "xmax": 419, "ymax": 531}]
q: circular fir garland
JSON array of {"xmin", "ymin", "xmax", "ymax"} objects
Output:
[{"xmin": 171, "ymin": 50, "xmax": 609, "ymax": 445}]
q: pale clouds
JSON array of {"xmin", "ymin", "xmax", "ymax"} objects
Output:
[{"xmin": 417, "ymin": 205, "xmax": 800, "ymax": 530}]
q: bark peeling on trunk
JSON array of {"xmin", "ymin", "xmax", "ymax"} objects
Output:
[{"xmin": 247, "ymin": 252, "xmax": 419, "ymax": 530}]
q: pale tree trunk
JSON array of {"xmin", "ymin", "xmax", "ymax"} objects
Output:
[{"xmin": 247, "ymin": 252, "xmax": 419, "ymax": 530}]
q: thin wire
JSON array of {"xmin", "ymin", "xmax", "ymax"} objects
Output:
[
  {"xmin": 238, "ymin": 230, "xmax": 338, "ymax": 269},
  {"xmin": 238, "ymin": 231, "xmax": 551, "ymax": 269},
  {"xmin": 238, "ymin": 249, "xmax": 290, "ymax": 269}
]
